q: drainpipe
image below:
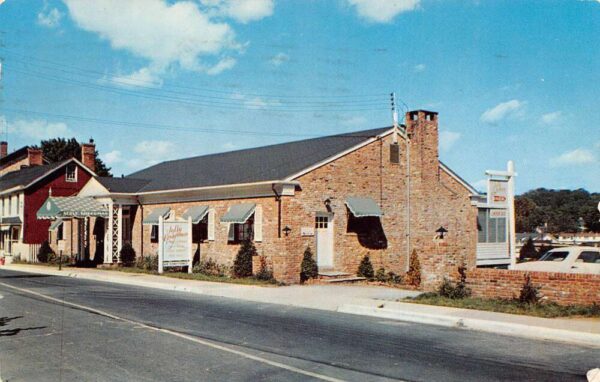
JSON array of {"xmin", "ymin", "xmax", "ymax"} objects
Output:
[
  {"xmin": 138, "ymin": 198, "xmax": 143, "ymax": 260},
  {"xmin": 405, "ymin": 130, "xmax": 411, "ymax": 272},
  {"xmin": 272, "ymin": 184, "xmax": 282, "ymax": 238}
]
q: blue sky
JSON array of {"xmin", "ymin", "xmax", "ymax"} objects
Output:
[{"xmin": 0, "ymin": 0, "xmax": 598, "ymax": 193}]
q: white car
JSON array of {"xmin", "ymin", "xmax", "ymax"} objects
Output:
[{"xmin": 514, "ymin": 246, "xmax": 600, "ymax": 275}]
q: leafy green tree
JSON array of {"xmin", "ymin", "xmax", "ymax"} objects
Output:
[
  {"xmin": 36, "ymin": 137, "xmax": 112, "ymax": 176},
  {"xmin": 300, "ymin": 247, "xmax": 318, "ymax": 283}
]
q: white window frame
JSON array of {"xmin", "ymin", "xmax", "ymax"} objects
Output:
[{"xmin": 65, "ymin": 164, "xmax": 78, "ymax": 182}]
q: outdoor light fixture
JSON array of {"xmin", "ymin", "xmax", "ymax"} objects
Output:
[
  {"xmin": 436, "ymin": 226, "xmax": 448, "ymax": 239},
  {"xmin": 283, "ymin": 226, "xmax": 292, "ymax": 237}
]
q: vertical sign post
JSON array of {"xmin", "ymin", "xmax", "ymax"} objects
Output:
[
  {"xmin": 158, "ymin": 215, "xmax": 164, "ymax": 274},
  {"xmin": 57, "ymin": 239, "xmax": 65, "ymax": 271},
  {"xmin": 188, "ymin": 216, "xmax": 193, "ymax": 274}
]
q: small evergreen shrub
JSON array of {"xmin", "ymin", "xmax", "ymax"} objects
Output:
[
  {"xmin": 233, "ymin": 239, "xmax": 256, "ymax": 278},
  {"xmin": 193, "ymin": 257, "xmax": 229, "ymax": 277},
  {"xmin": 438, "ymin": 265, "xmax": 471, "ymax": 299},
  {"xmin": 37, "ymin": 240, "xmax": 54, "ymax": 263},
  {"xmin": 406, "ymin": 249, "xmax": 421, "ymax": 287},
  {"xmin": 387, "ymin": 271, "xmax": 402, "ymax": 285},
  {"xmin": 519, "ymin": 273, "xmax": 540, "ymax": 305},
  {"xmin": 375, "ymin": 267, "xmax": 387, "ymax": 282},
  {"xmin": 357, "ymin": 255, "xmax": 374, "ymax": 280},
  {"xmin": 119, "ymin": 243, "xmax": 136, "ymax": 266},
  {"xmin": 136, "ymin": 255, "xmax": 158, "ymax": 271},
  {"xmin": 300, "ymin": 247, "xmax": 318, "ymax": 283},
  {"xmin": 255, "ymin": 256, "xmax": 274, "ymax": 281}
]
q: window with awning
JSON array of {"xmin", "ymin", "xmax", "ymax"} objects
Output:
[
  {"xmin": 345, "ymin": 197, "xmax": 382, "ymax": 218},
  {"xmin": 182, "ymin": 206, "xmax": 211, "ymax": 243},
  {"xmin": 221, "ymin": 203, "xmax": 262, "ymax": 243},
  {"xmin": 142, "ymin": 207, "xmax": 171, "ymax": 225},
  {"xmin": 182, "ymin": 206, "xmax": 209, "ymax": 224}
]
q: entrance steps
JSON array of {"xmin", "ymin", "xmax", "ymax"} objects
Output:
[{"xmin": 318, "ymin": 270, "xmax": 366, "ymax": 283}]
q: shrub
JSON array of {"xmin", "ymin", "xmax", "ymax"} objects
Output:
[
  {"xmin": 387, "ymin": 271, "xmax": 402, "ymax": 285},
  {"xmin": 406, "ymin": 249, "xmax": 421, "ymax": 287},
  {"xmin": 193, "ymin": 257, "xmax": 229, "ymax": 277},
  {"xmin": 519, "ymin": 273, "xmax": 540, "ymax": 305},
  {"xmin": 37, "ymin": 240, "xmax": 54, "ymax": 263},
  {"xmin": 438, "ymin": 265, "xmax": 471, "ymax": 299},
  {"xmin": 300, "ymin": 247, "xmax": 318, "ymax": 283},
  {"xmin": 375, "ymin": 267, "xmax": 387, "ymax": 282},
  {"xmin": 357, "ymin": 255, "xmax": 374, "ymax": 280},
  {"xmin": 255, "ymin": 256, "xmax": 274, "ymax": 281},
  {"xmin": 233, "ymin": 239, "xmax": 256, "ymax": 278},
  {"xmin": 136, "ymin": 255, "xmax": 158, "ymax": 271},
  {"xmin": 119, "ymin": 243, "xmax": 136, "ymax": 266}
]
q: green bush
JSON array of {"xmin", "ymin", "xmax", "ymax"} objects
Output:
[
  {"xmin": 406, "ymin": 249, "xmax": 421, "ymax": 287},
  {"xmin": 375, "ymin": 267, "xmax": 387, "ymax": 282},
  {"xmin": 233, "ymin": 239, "xmax": 256, "ymax": 278},
  {"xmin": 387, "ymin": 271, "xmax": 402, "ymax": 285},
  {"xmin": 519, "ymin": 274, "xmax": 540, "ymax": 304},
  {"xmin": 438, "ymin": 265, "xmax": 471, "ymax": 299},
  {"xmin": 300, "ymin": 247, "xmax": 318, "ymax": 283},
  {"xmin": 193, "ymin": 257, "xmax": 230, "ymax": 277},
  {"xmin": 357, "ymin": 255, "xmax": 374, "ymax": 280},
  {"xmin": 37, "ymin": 241, "xmax": 54, "ymax": 263},
  {"xmin": 136, "ymin": 255, "xmax": 158, "ymax": 271},
  {"xmin": 255, "ymin": 256, "xmax": 274, "ymax": 281},
  {"xmin": 119, "ymin": 243, "xmax": 136, "ymax": 266}
]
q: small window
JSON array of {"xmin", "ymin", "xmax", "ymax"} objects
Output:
[
  {"xmin": 192, "ymin": 216, "xmax": 208, "ymax": 243},
  {"xmin": 315, "ymin": 216, "xmax": 328, "ymax": 229},
  {"xmin": 65, "ymin": 164, "xmax": 77, "ymax": 182},
  {"xmin": 233, "ymin": 216, "xmax": 254, "ymax": 242},
  {"xmin": 150, "ymin": 225, "xmax": 158, "ymax": 243},
  {"xmin": 56, "ymin": 223, "xmax": 64, "ymax": 241},
  {"xmin": 389, "ymin": 143, "xmax": 400, "ymax": 164},
  {"xmin": 11, "ymin": 226, "xmax": 19, "ymax": 241},
  {"xmin": 577, "ymin": 251, "xmax": 600, "ymax": 264}
]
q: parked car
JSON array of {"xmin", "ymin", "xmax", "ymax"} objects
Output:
[{"xmin": 513, "ymin": 246, "xmax": 600, "ymax": 275}]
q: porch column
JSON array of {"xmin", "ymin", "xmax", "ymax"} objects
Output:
[{"xmin": 109, "ymin": 203, "xmax": 123, "ymax": 263}]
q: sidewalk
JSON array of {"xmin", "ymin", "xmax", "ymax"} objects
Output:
[{"xmin": 3, "ymin": 264, "xmax": 600, "ymax": 348}]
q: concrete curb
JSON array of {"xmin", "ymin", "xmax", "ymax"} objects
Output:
[{"xmin": 337, "ymin": 304, "xmax": 600, "ymax": 348}]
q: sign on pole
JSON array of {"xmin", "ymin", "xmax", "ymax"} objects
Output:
[{"xmin": 158, "ymin": 215, "xmax": 193, "ymax": 274}]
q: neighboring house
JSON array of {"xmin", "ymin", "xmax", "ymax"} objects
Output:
[
  {"xmin": 0, "ymin": 142, "xmax": 97, "ymax": 261},
  {"xmin": 68, "ymin": 110, "xmax": 480, "ymax": 286},
  {"xmin": 0, "ymin": 141, "xmax": 49, "ymax": 177}
]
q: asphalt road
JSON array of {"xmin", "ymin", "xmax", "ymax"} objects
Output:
[{"xmin": 0, "ymin": 269, "xmax": 597, "ymax": 382}]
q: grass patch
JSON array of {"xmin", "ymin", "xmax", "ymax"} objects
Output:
[
  {"xmin": 109, "ymin": 266, "xmax": 281, "ymax": 286},
  {"xmin": 406, "ymin": 293, "xmax": 600, "ymax": 318}
]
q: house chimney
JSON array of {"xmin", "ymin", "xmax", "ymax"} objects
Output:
[
  {"xmin": 405, "ymin": 110, "xmax": 439, "ymax": 180},
  {"xmin": 27, "ymin": 147, "xmax": 44, "ymax": 167},
  {"xmin": 81, "ymin": 138, "xmax": 96, "ymax": 172},
  {"xmin": 0, "ymin": 141, "xmax": 7, "ymax": 159}
]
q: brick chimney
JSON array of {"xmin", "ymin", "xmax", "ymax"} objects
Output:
[
  {"xmin": 405, "ymin": 110, "xmax": 439, "ymax": 181},
  {"xmin": 27, "ymin": 147, "xmax": 44, "ymax": 167},
  {"xmin": 81, "ymin": 139, "xmax": 96, "ymax": 172},
  {"xmin": 0, "ymin": 141, "xmax": 7, "ymax": 159}
]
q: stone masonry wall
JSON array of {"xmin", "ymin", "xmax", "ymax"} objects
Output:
[{"xmin": 467, "ymin": 268, "xmax": 600, "ymax": 306}]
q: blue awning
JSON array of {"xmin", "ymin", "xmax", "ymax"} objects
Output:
[
  {"xmin": 221, "ymin": 203, "xmax": 255, "ymax": 224},
  {"xmin": 345, "ymin": 197, "xmax": 382, "ymax": 218},
  {"xmin": 182, "ymin": 206, "xmax": 210, "ymax": 224},
  {"xmin": 143, "ymin": 207, "xmax": 171, "ymax": 225}
]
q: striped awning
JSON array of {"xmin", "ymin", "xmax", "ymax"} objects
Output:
[
  {"xmin": 49, "ymin": 219, "xmax": 64, "ymax": 231},
  {"xmin": 182, "ymin": 206, "xmax": 209, "ymax": 224},
  {"xmin": 345, "ymin": 197, "xmax": 382, "ymax": 218},
  {"xmin": 143, "ymin": 207, "xmax": 171, "ymax": 225},
  {"xmin": 37, "ymin": 197, "xmax": 109, "ymax": 219},
  {"xmin": 221, "ymin": 203, "xmax": 255, "ymax": 224}
]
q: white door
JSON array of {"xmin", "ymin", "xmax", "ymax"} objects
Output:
[{"xmin": 315, "ymin": 215, "xmax": 334, "ymax": 269}]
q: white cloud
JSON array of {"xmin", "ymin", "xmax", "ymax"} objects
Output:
[
  {"xmin": 231, "ymin": 93, "xmax": 280, "ymax": 110},
  {"xmin": 269, "ymin": 52, "xmax": 289, "ymax": 66},
  {"xmin": 63, "ymin": 0, "xmax": 241, "ymax": 85},
  {"xmin": 202, "ymin": 0, "xmax": 274, "ymax": 23},
  {"xmin": 103, "ymin": 150, "xmax": 122, "ymax": 165},
  {"xmin": 105, "ymin": 66, "xmax": 164, "ymax": 89},
  {"xmin": 206, "ymin": 57, "xmax": 237, "ymax": 75},
  {"xmin": 128, "ymin": 140, "xmax": 177, "ymax": 169},
  {"xmin": 541, "ymin": 111, "xmax": 561, "ymax": 125},
  {"xmin": 550, "ymin": 148, "xmax": 597, "ymax": 167},
  {"xmin": 38, "ymin": 7, "xmax": 63, "ymax": 28},
  {"xmin": 439, "ymin": 131, "xmax": 461, "ymax": 152},
  {"xmin": 480, "ymin": 99, "xmax": 525, "ymax": 124},
  {"xmin": 347, "ymin": 0, "xmax": 420, "ymax": 23},
  {"xmin": 414, "ymin": 63, "xmax": 426, "ymax": 73},
  {"xmin": 8, "ymin": 119, "xmax": 73, "ymax": 140}
]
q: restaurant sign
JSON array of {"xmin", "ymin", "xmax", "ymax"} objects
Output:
[
  {"xmin": 159, "ymin": 217, "xmax": 193, "ymax": 273},
  {"xmin": 488, "ymin": 179, "xmax": 508, "ymax": 207}
]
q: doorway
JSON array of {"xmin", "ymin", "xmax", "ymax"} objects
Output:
[{"xmin": 315, "ymin": 214, "xmax": 334, "ymax": 269}]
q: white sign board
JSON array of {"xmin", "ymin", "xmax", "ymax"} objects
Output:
[
  {"xmin": 489, "ymin": 209, "xmax": 507, "ymax": 218},
  {"xmin": 301, "ymin": 227, "xmax": 315, "ymax": 237},
  {"xmin": 488, "ymin": 179, "xmax": 508, "ymax": 207},
  {"xmin": 159, "ymin": 217, "xmax": 193, "ymax": 273}
]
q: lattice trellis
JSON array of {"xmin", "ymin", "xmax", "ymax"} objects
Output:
[{"xmin": 111, "ymin": 205, "xmax": 119, "ymax": 262}]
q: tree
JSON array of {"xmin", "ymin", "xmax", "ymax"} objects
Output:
[
  {"xmin": 406, "ymin": 249, "xmax": 421, "ymax": 287},
  {"xmin": 357, "ymin": 255, "xmax": 374, "ymax": 280},
  {"xmin": 300, "ymin": 247, "xmax": 318, "ymax": 283},
  {"xmin": 519, "ymin": 237, "xmax": 538, "ymax": 260},
  {"xmin": 37, "ymin": 137, "xmax": 112, "ymax": 176},
  {"xmin": 233, "ymin": 239, "xmax": 256, "ymax": 278}
]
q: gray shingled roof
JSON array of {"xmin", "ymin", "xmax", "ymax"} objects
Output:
[
  {"xmin": 0, "ymin": 161, "xmax": 66, "ymax": 191},
  {"xmin": 97, "ymin": 177, "xmax": 150, "ymax": 193},
  {"xmin": 126, "ymin": 127, "xmax": 391, "ymax": 193}
]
